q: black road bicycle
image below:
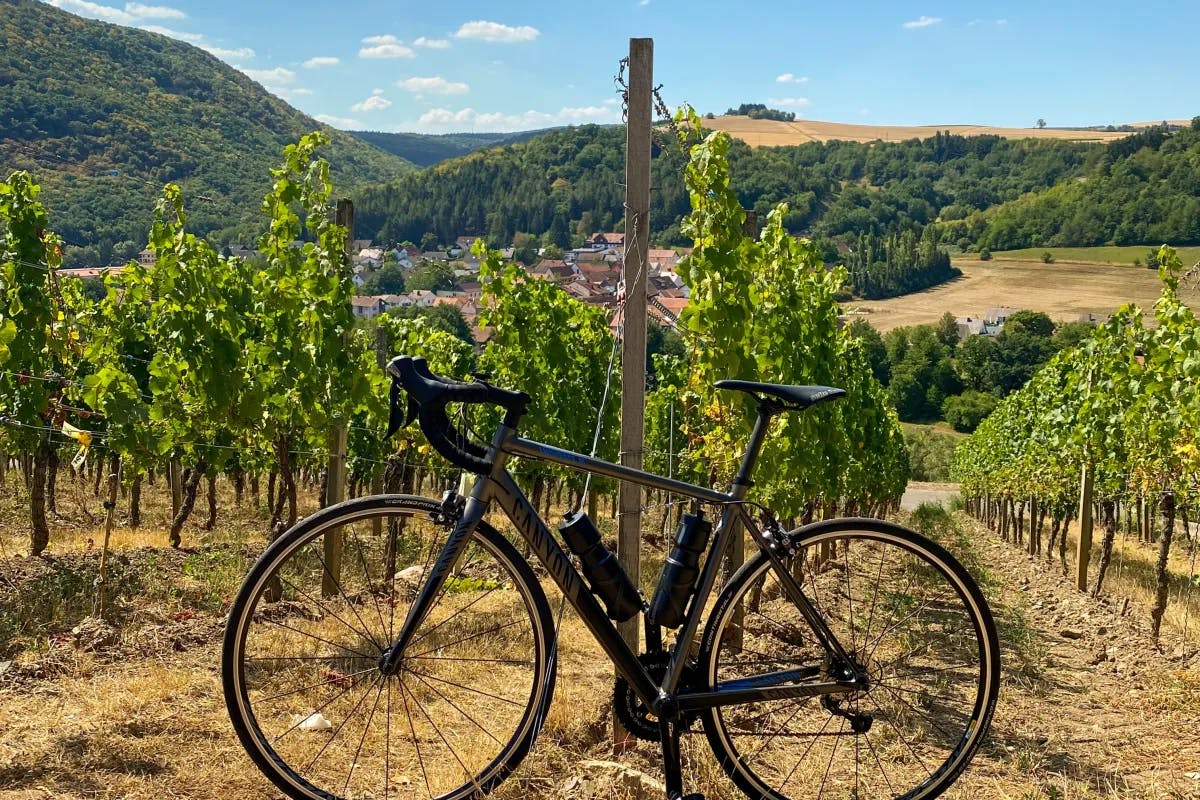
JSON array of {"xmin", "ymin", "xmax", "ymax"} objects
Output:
[{"xmin": 222, "ymin": 356, "xmax": 999, "ymax": 800}]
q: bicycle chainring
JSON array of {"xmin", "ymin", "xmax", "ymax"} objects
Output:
[{"xmin": 613, "ymin": 652, "xmax": 699, "ymax": 742}]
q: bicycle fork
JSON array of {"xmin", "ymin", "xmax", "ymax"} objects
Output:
[{"xmin": 378, "ymin": 483, "xmax": 489, "ymax": 676}]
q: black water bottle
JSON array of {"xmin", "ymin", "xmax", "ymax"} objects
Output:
[
  {"xmin": 558, "ymin": 511, "xmax": 642, "ymax": 622},
  {"xmin": 648, "ymin": 511, "xmax": 712, "ymax": 628}
]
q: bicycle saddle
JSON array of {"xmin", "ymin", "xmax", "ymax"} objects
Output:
[{"xmin": 714, "ymin": 379, "xmax": 846, "ymax": 409}]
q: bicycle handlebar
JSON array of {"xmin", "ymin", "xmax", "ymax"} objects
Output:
[{"xmin": 385, "ymin": 355, "xmax": 529, "ymax": 474}]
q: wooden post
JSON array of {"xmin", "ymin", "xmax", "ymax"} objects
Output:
[
  {"xmin": 618, "ymin": 37, "xmax": 652, "ymax": 654},
  {"xmin": 1075, "ymin": 368, "xmax": 1095, "ymax": 592},
  {"xmin": 168, "ymin": 459, "xmax": 182, "ymax": 520},
  {"xmin": 615, "ymin": 37, "xmax": 652, "ymax": 747},
  {"xmin": 1075, "ymin": 464, "xmax": 1094, "ymax": 592},
  {"xmin": 96, "ymin": 453, "xmax": 121, "ymax": 617},
  {"xmin": 322, "ymin": 198, "xmax": 353, "ymax": 598}
]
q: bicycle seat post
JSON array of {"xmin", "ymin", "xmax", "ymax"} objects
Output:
[{"xmin": 729, "ymin": 400, "xmax": 778, "ymax": 501}]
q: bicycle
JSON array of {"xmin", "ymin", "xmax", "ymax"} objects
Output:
[{"xmin": 222, "ymin": 355, "xmax": 1000, "ymax": 800}]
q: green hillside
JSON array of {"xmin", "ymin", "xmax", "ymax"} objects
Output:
[
  {"xmin": 0, "ymin": 0, "xmax": 413, "ymax": 265},
  {"xmin": 354, "ymin": 125, "xmax": 1098, "ymax": 251},
  {"xmin": 948, "ymin": 121, "xmax": 1200, "ymax": 251},
  {"xmin": 349, "ymin": 129, "xmax": 551, "ymax": 167}
]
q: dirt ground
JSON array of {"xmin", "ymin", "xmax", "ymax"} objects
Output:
[
  {"xmin": 1, "ymin": 500, "xmax": 1197, "ymax": 800},
  {"xmin": 846, "ymin": 259, "xmax": 1167, "ymax": 333}
]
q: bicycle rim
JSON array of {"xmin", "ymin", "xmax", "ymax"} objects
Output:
[
  {"xmin": 223, "ymin": 496, "xmax": 556, "ymax": 800},
  {"xmin": 700, "ymin": 520, "xmax": 999, "ymax": 800}
]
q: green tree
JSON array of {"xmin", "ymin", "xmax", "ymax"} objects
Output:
[
  {"xmin": 385, "ymin": 303, "xmax": 472, "ymax": 344},
  {"xmin": 361, "ymin": 262, "xmax": 406, "ymax": 295},
  {"xmin": 941, "ymin": 390, "xmax": 998, "ymax": 432},
  {"xmin": 420, "ymin": 232, "xmax": 439, "ymax": 251},
  {"xmin": 1004, "ymin": 309, "xmax": 1054, "ymax": 337},
  {"xmin": 406, "ymin": 260, "xmax": 456, "ymax": 292},
  {"xmin": 935, "ymin": 311, "xmax": 960, "ymax": 349},
  {"xmin": 845, "ymin": 319, "xmax": 890, "ymax": 384}
]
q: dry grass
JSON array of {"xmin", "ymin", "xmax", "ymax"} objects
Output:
[
  {"xmin": 3, "ymin": 480, "xmax": 1200, "ymax": 799},
  {"xmin": 844, "ymin": 258, "xmax": 1167, "ymax": 333},
  {"xmin": 701, "ymin": 116, "xmax": 1133, "ymax": 147}
]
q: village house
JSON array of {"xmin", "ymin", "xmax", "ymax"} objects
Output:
[{"xmin": 351, "ymin": 296, "xmax": 384, "ymax": 319}]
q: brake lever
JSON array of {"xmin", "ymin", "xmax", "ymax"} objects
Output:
[{"xmin": 385, "ymin": 378, "xmax": 419, "ymax": 439}]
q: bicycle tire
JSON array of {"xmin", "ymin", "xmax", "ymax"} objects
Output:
[
  {"xmin": 698, "ymin": 517, "xmax": 999, "ymax": 800},
  {"xmin": 222, "ymin": 495, "xmax": 557, "ymax": 800}
]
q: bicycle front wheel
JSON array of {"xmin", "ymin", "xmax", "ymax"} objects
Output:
[
  {"xmin": 699, "ymin": 518, "xmax": 999, "ymax": 800},
  {"xmin": 223, "ymin": 495, "xmax": 556, "ymax": 800}
]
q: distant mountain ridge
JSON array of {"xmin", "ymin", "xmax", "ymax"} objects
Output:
[
  {"xmin": 0, "ymin": 0, "xmax": 414, "ymax": 265},
  {"xmin": 348, "ymin": 129, "xmax": 553, "ymax": 167}
]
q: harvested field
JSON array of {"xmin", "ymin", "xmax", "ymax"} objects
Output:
[
  {"xmin": 844, "ymin": 258, "xmax": 1167, "ymax": 333},
  {"xmin": 702, "ymin": 116, "xmax": 1133, "ymax": 147}
]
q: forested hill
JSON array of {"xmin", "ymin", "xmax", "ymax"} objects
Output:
[
  {"xmin": 0, "ymin": 0, "xmax": 413, "ymax": 265},
  {"xmin": 354, "ymin": 124, "xmax": 1098, "ymax": 249},
  {"xmin": 952, "ymin": 120, "xmax": 1200, "ymax": 250},
  {"xmin": 349, "ymin": 129, "xmax": 551, "ymax": 167}
]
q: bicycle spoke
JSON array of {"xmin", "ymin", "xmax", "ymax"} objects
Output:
[
  {"xmin": 384, "ymin": 678, "xmax": 392, "ymax": 800},
  {"xmin": 398, "ymin": 674, "xmax": 433, "ymax": 798},
  {"xmin": 347, "ymin": 524, "xmax": 392, "ymax": 648},
  {"xmin": 865, "ymin": 693, "xmax": 932, "ymax": 779},
  {"xmin": 862, "ymin": 718, "xmax": 897, "ymax": 797},
  {"xmin": 776, "ymin": 713, "xmax": 834, "ymax": 793},
  {"xmin": 309, "ymin": 543, "xmax": 388, "ymax": 652},
  {"xmin": 256, "ymin": 665, "xmax": 378, "ymax": 705},
  {"xmin": 342, "ymin": 678, "xmax": 386, "ymax": 797},
  {"xmin": 860, "ymin": 546, "xmax": 890, "ymax": 653},
  {"xmin": 402, "ymin": 678, "xmax": 484, "ymax": 794},
  {"xmin": 815, "ymin": 717, "xmax": 845, "ymax": 799},
  {"xmin": 258, "ymin": 618, "xmax": 378, "ymax": 662},
  {"xmin": 409, "ymin": 655, "xmax": 534, "ymax": 666},
  {"xmin": 405, "ymin": 668, "xmax": 504, "ymax": 746},
  {"xmin": 843, "ymin": 542, "xmax": 857, "ymax": 654},
  {"xmin": 406, "ymin": 617, "xmax": 526, "ymax": 660},
  {"xmin": 302, "ymin": 674, "xmax": 381, "ymax": 773},
  {"xmin": 408, "ymin": 581, "xmax": 504, "ymax": 650},
  {"xmin": 403, "ymin": 666, "xmax": 524, "ymax": 707},
  {"xmin": 279, "ymin": 573, "xmax": 383, "ymax": 651},
  {"xmin": 270, "ymin": 670, "xmax": 373, "ymax": 746}
]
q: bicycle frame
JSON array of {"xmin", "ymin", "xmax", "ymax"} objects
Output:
[{"xmin": 382, "ymin": 411, "xmax": 862, "ymax": 717}]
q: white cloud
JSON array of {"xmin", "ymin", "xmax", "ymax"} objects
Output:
[
  {"xmin": 125, "ymin": 2, "xmax": 184, "ymax": 18},
  {"xmin": 303, "ymin": 56, "xmax": 340, "ymax": 68},
  {"xmin": 273, "ymin": 87, "xmax": 313, "ymax": 101},
  {"xmin": 408, "ymin": 104, "xmax": 618, "ymax": 133},
  {"xmin": 46, "ymin": 0, "xmax": 185, "ymax": 23},
  {"xmin": 454, "ymin": 20, "xmax": 540, "ymax": 43},
  {"xmin": 315, "ymin": 114, "xmax": 362, "ymax": 129},
  {"xmin": 968, "ymin": 18, "xmax": 1007, "ymax": 26},
  {"xmin": 202, "ymin": 44, "xmax": 255, "ymax": 60},
  {"xmin": 372, "ymin": 88, "xmax": 384, "ymax": 95},
  {"xmin": 775, "ymin": 73, "xmax": 808, "ymax": 84},
  {"xmin": 396, "ymin": 76, "xmax": 470, "ymax": 95},
  {"xmin": 902, "ymin": 15, "xmax": 942, "ymax": 28},
  {"xmin": 413, "ymin": 36, "xmax": 450, "ymax": 49},
  {"xmin": 638, "ymin": 0, "xmax": 650, "ymax": 5},
  {"xmin": 241, "ymin": 67, "xmax": 296, "ymax": 86},
  {"xmin": 359, "ymin": 34, "xmax": 415, "ymax": 59},
  {"xmin": 766, "ymin": 97, "xmax": 811, "ymax": 108},
  {"xmin": 138, "ymin": 23, "xmax": 200, "ymax": 41},
  {"xmin": 351, "ymin": 95, "xmax": 392, "ymax": 112}
]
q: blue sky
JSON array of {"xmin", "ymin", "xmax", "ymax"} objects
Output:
[{"xmin": 41, "ymin": 0, "xmax": 1200, "ymax": 133}]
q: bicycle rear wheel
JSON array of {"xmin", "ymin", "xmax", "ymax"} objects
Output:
[
  {"xmin": 699, "ymin": 518, "xmax": 999, "ymax": 800},
  {"xmin": 222, "ymin": 495, "xmax": 556, "ymax": 800}
]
